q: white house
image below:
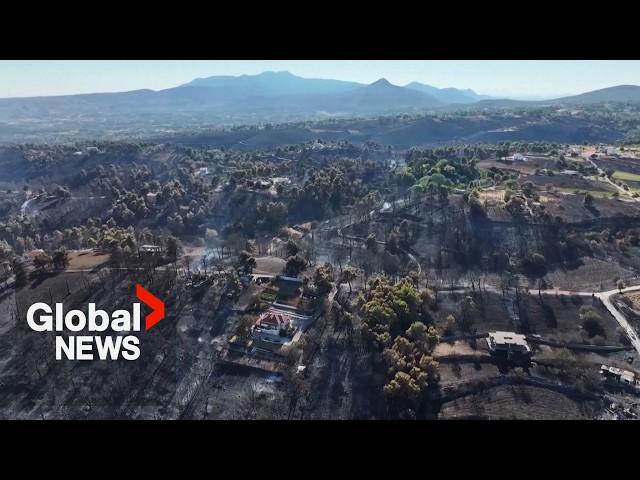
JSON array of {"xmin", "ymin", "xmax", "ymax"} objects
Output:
[
  {"xmin": 487, "ymin": 331, "xmax": 531, "ymax": 355},
  {"xmin": 252, "ymin": 311, "xmax": 293, "ymax": 345}
]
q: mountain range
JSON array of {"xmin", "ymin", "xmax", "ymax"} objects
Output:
[{"xmin": 0, "ymin": 71, "xmax": 639, "ymax": 133}]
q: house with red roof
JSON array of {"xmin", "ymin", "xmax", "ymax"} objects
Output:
[{"xmin": 252, "ymin": 311, "xmax": 293, "ymax": 345}]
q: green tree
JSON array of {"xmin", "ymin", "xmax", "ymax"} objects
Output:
[
  {"xmin": 405, "ymin": 322, "xmax": 439, "ymax": 353},
  {"xmin": 383, "ymin": 371, "xmax": 421, "ymax": 402},
  {"xmin": 313, "ymin": 263, "xmax": 333, "ymax": 295}
]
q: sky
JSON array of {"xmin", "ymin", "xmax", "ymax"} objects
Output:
[{"xmin": 1, "ymin": 60, "xmax": 639, "ymax": 99}]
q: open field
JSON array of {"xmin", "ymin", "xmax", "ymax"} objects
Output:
[
  {"xmin": 613, "ymin": 170, "xmax": 640, "ymax": 182},
  {"xmin": 254, "ymin": 256, "xmax": 286, "ymax": 275},
  {"xmin": 66, "ymin": 250, "xmax": 110, "ymax": 270},
  {"xmin": 528, "ymin": 173, "xmax": 614, "ymax": 193},
  {"xmin": 433, "ymin": 290, "xmax": 621, "ymax": 346},
  {"xmin": 439, "ymin": 384, "xmax": 602, "ymax": 419},
  {"xmin": 552, "ymin": 187, "xmax": 613, "ymax": 198},
  {"xmin": 539, "ymin": 257, "xmax": 639, "ymax": 292}
]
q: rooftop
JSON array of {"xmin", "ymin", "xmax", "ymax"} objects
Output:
[
  {"xmin": 488, "ymin": 331, "xmax": 528, "ymax": 346},
  {"xmin": 277, "ymin": 275, "xmax": 303, "ymax": 284},
  {"xmin": 139, "ymin": 244, "xmax": 162, "ymax": 251},
  {"xmin": 487, "ymin": 331, "xmax": 531, "ymax": 354},
  {"xmin": 255, "ymin": 311, "xmax": 291, "ymax": 331}
]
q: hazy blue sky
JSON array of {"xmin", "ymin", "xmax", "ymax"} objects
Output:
[{"xmin": 1, "ymin": 60, "xmax": 639, "ymax": 99}]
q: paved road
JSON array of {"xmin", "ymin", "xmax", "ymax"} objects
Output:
[
  {"xmin": 20, "ymin": 197, "xmax": 35, "ymax": 216},
  {"xmin": 597, "ymin": 286, "xmax": 640, "ymax": 355}
]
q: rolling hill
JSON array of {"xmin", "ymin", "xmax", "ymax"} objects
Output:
[
  {"xmin": 0, "ymin": 71, "xmax": 639, "ymax": 144},
  {"xmin": 551, "ymin": 85, "xmax": 640, "ymax": 105},
  {"xmin": 405, "ymin": 82, "xmax": 492, "ymax": 104}
]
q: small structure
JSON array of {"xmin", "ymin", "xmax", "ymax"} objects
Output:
[
  {"xmin": 185, "ymin": 273, "xmax": 212, "ymax": 292},
  {"xmin": 513, "ymin": 153, "xmax": 527, "ymax": 162},
  {"xmin": 276, "ymin": 275, "xmax": 303, "ymax": 290},
  {"xmin": 606, "ymin": 147, "xmax": 619, "ymax": 156},
  {"xmin": 139, "ymin": 244, "xmax": 162, "ymax": 255},
  {"xmin": 601, "ymin": 364, "xmax": 638, "ymax": 387},
  {"xmin": 146, "ymin": 192, "xmax": 158, "ymax": 205},
  {"xmin": 23, "ymin": 249, "xmax": 45, "ymax": 263},
  {"xmin": 560, "ymin": 169, "xmax": 580, "ymax": 176},
  {"xmin": 276, "ymin": 275, "xmax": 304, "ymax": 287},
  {"xmin": 275, "ymin": 275, "xmax": 304, "ymax": 301},
  {"xmin": 254, "ymin": 179, "xmax": 272, "ymax": 189},
  {"xmin": 487, "ymin": 331, "xmax": 531, "ymax": 356},
  {"xmin": 252, "ymin": 311, "xmax": 293, "ymax": 345}
]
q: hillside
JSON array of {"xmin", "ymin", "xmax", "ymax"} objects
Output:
[
  {"xmin": 0, "ymin": 71, "xmax": 639, "ymax": 144},
  {"xmin": 405, "ymin": 82, "xmax": 490, "ymax": 104},
  {"xmin": 152, "ymin": 109, "xmax": 634, "ymax": 149},
  {"xmin": 552, "ymin": 85, "xmax": 640, "ymax": 104}
]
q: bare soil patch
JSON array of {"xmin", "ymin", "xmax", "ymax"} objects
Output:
[
  {"xmin": 254, "ymin": 256, "xmax": 286, "ymax": 275},
  {"xmin": 67, "ymin": 250, "xmax": 110, "ymax": 270}
]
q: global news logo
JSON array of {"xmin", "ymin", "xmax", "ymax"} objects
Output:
[{"xmin": 25, "ymin": 284, "xmax": 165, "ymax": 361}]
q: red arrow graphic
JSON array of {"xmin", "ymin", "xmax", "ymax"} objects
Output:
[{"xmin": 136, "ymin": 284, "xmax": 165, "ymax": 330}]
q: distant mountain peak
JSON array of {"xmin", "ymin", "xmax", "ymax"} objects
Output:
[
  {"xmin": 370, "ymin": 78, "xmax": 394, "ymax": 87},
  {"xmin": 252, "ymin": 70, "xmax": 296, "ymax": 77},
  {"xmin": 405, "ymin": 81, "xmax": 491, "ymax": 104}
]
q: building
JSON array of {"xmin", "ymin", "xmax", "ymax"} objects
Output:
[
  {"xmin": 145, "ymin": 192, "xmax": 158, "ymax": 205},
  {"xmin": 275, "ymin": 275, "xmax": 304, "ymax": 299},
  {"xmin": 139, "ymin": 244, "xmax": 162, "ymax": 255},
  {"xmin": 560, "ymin": 169, "xmax": 580, "ymax": 176},
  {"xmin": 487, "ymin": 331, "xmax": 531, "ymax": 356},
  {"xmin": 277, "ymin": 275, "xmax": 304, "ymax": 286},
  {"xmin": 254, "ymin": 179, "xmax": 272, "ymax": 189},
  {"xmin": 601, "ymin": 364, "xmax": 638, "ymax": 386},
  {"xmin": 252, "ymin": 311, "xmax": 293, "ymax": 345},
  {"xmin": 23, "ymin": 249, "xmax": 45, "ymax": 263},
  {"xmin": 513, "ymin": 153, "xmax": 527, "ymax": 162},
  {"xmin": 606, "ymin": 147, "xmax": 619, "ymax": 156}
]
